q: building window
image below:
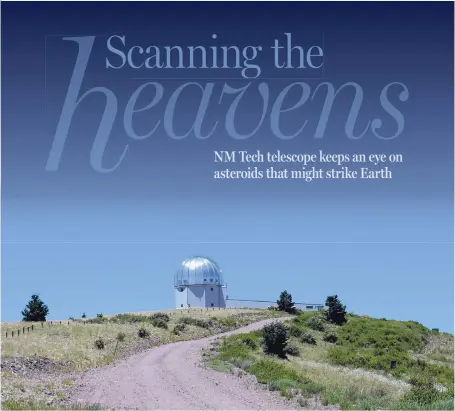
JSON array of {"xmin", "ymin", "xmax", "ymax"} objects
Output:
[
  {"xmin": 210, "ymin": 279, "xmax": 213, "ymax": 282},
  {"xmin": 211, "ymin": 303, "xmax": 214, "ymax": 307},
  {"xmin": 181, "ymin": 304, "xmax": 183, "ymax": 307},
  {"xmin": 211, "ymin": 288, "xmax": 213, "ymax": 291}
]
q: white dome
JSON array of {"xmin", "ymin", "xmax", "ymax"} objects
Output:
[{"xmin": 174, "ymin": 256, "xmax": 224, "ymax": 287}]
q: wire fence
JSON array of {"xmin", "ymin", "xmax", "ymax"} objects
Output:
[{"xmin": 2, "ymin": 307, "xmax": 266, "ymax": 338}]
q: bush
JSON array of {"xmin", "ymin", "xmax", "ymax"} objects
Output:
[
  {"xmin": 96, "ymin": 313, "xmax": 104, "ymax": 318},
  {"xmin": 82, "ymin": 313, "xmax": 86, "ymax": 318},
  {"xmin": 116, "ymin": 332, "xmax": 126, "ymax": 342},
  {"xmin": 289, "ymin": 324, "xmax": 304, "ymax": 337},
  {"xmin": 94, "ymin": 338, "xmax": 105, "ymax": 349},
  {"xmin": 214, "ymin": 316, "xmax": 238, "ymax": 328},
  {"xmin": 323, "ymin": 331, "xmax": 338, "ymax": 343},
  {"xmin": 178, "ymin": 317, "xmax": 214, "ymax": 329},
  {"xmin": 262, "ymin": 322, "xmax": 289, "ymax": 358},
  {"xmin": 172, "ymin": 324, "xmax": 186, "ymax": 335},
  {"xmin": 230, "ymin": 358, "xmax": 254, "ymax": 370},
  {"xmin": 400, "ymin": 378, "xmax": 450, "ymax": 407},
  {"xmin": 301, "ymin": 332, "xmax": 317, "ymax": 345},
  {"xmin": 138, "ymin": 327, "xmax": 150, "ymax": 338},
  {"xmin": 307, "ymin": 315, "xmax": 326, "ymax": 332},
  {"xmin": 284, "ymin": 343, "xmax": 300, "ymax": 356},
  {"xmin": 242, "ymin": 337, "xmax": 257, "ymax": 349},
  {"xmin": 152, "ymin": 318, "xmax": 168, "ymax": 329},
  {"xmin": 151, "ymin": 312, "xmax": 170, "ymax": 323}
]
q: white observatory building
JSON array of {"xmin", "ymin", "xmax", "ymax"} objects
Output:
[{"xmin": 174, "ymin": 256, "xmax": 227, "ymax": 309}]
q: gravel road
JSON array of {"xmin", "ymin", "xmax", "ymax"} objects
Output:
[{"xmin": 71, "ymin": 318, "xmax": 297, "ymax": 410}]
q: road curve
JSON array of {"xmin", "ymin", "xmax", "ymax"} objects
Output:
[{"xmin": 72, "ymin": 318, "xmax": 294, "ymax": 410}]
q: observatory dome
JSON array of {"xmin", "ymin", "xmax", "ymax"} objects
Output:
[{"xmin": 174, "ymin": 256, "xmax": 224, "ymax": 287}]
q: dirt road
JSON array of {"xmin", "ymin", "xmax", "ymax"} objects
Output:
[{"xmin": 72, "ymin": 318, "xmax": 295, "ymax": 410}]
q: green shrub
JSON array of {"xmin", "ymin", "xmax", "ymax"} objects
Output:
[
  {"xmin": 398, "ymin": 378, "xmax": 453, "ymax": 408},
  {"xmin": 248, "ymin": 358, "xmax": 307, "ymax": 384},
  {"xmin": 301, "ymin": 332, "xmax": 317, "ymax": 345},
  {"xmin": 230, "ymin": 357, "xmax": 254, "ymax": 370},
  {"xmin": 151, "ymin": 318, "xmax": 168, "ymax": 329},
  {"xmin": 178, "ymin": 317, "xmax": 214, "ymax": 329},
  {"xmin": 94, "ymin": 338, "xmax": 105, "ymax": 349},
  {"xmin": 323, "ymin": 331, "xmax": 338, "ymax": 343},
  {"xmin": 262, "ymin": 322, "xmax": 289, "ymax": 358},
  {"xmin": 284, "ymin": 343, "xmax": 300, "ymax": 356},
  {"xmin": 116, "ymin": 332, "xmax": 126, "ymax": 342},
  {"xmin": 217, "ymin": 340, "xmax": 255, "ymax": 363},
  {"xmin": 172, "ymin": 324, "xmax": 186, "ymax": 335},
  {"xmin": 138, "ymin": 327, "xmax": 150, "ymax": 338},
  {"xmin": 242, "ymin": 337, "xmax": 257, "ymax": 349},
  {"xmin": 150, "ymin": 312, "xmax": 170, "ymax": 323},
  {"xmin": 307, "ymin": 316, "xmax": 326, "ymax": 332},
  {"xmin": 96, "ymin": 313, "xmax": 103, "ymax": 318},
  {"xmin": 289, "ymin": 324, "xmax": 304, "ymax": 337}
]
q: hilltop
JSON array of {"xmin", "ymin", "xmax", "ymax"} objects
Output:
[
  {"xmin": 206, "ymin": 311, "xmax": 454, "ymax": 410},
  {"xmin": 1, "ymin": 308, "xmax": 286, "ymax": 409},
  {"xmin": 1, "ymin": 308, "xmax": 453, "ymax": 410}
]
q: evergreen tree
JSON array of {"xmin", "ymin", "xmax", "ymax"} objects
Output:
[
  {"xmin": 262, "ymin": 322, "xmax": 289, "ymax": 358},
  {"xmin": 325, "ymin": 295, "xmax": 347, "ymax": 325},
  {"xmin": 277, "ymin": 290, "xmax": 296, "ymax": 314},
  {"xmin": 21, "ymin": 294, "xmax": 49, "ymax": 322}
]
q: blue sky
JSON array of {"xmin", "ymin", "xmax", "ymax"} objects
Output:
[{"xmin": 1, "ymin": 2, "xmax": 454, "ymax": 332}]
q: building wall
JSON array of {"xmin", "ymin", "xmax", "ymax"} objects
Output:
[
  {"xmin": 175, "ymin": 285, "xmax": 227, "ymax": 308},
  {"xmin": 175, "ymin": 286, "xmax": 187, "ymax": 308}
]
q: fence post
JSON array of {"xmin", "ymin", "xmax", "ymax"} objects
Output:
[
  {"xmin": 51, "ymin": 321, "xmax": 53, "ymax": 325},
  {"xmin": 32, "ymin": 325, "xmax": 34, "ymax": 331},
  {"xmin": 60, "ymin": 321, "xmax": 62, "ymax": 325},
  {"xmin": 68, "ymin": 321, "xmax": 70, "ymax": 325},
  {"xmin": 17, "ymin": 329, "xmax": 20, "ymax": 336},
  {"xmin": 27, "ymin": 327, "xmax": 30, "ymax": 332},
  {"xmin": 5, "ymin": 331, "xmax": 8, "ymax": 338},
  {"xmin": 41, "ymin": 322, "xmax": 43, "ymax": 327},
  {"xmin": 12, "ymin": 331, "xmax": 14, "ymax": 337},
  {"xmin": 23, "ymin": 327, "xmax": 25, "ymax": 333}
]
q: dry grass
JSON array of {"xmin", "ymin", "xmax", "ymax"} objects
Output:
[
  {"xmin": 1, "ymin": 308, "xmax": 285, "ymax": 409},
  {"xmin": 420, "ymin": 332, "xmax": 454, "ymax": 367},
  {"xmin": 1, "ymin": 308, "xmax": 282, "ymax": 371}
]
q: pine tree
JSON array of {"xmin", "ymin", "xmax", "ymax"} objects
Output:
[
  {"xmin": 21, "ymin": 294, "xmax": 49, "ymax": 322},
  {"xmin": 277, "ymin": 290, "xmax": 296, "ymax": 314},
  {"xmin": 325, "ymin": 295, "xmax": 347, "ymax": 325}
]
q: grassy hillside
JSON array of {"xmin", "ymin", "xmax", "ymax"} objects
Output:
[
  {"xmin": 1, "ymin": 308, "xmax": 285, "ymax": 409},
  {"xmin": 206, "ymin": 311, "xmax": 454, "ymax": 410}
]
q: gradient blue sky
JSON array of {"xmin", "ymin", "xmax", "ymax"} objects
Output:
[{"xmin": 2, "ymin": 2, "xmax": 454, "ymax": 332}]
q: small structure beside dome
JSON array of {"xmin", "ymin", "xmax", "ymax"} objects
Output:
[{"xmin": 174, "ymin": 256, "xmax": 227, "ymax": 309}]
